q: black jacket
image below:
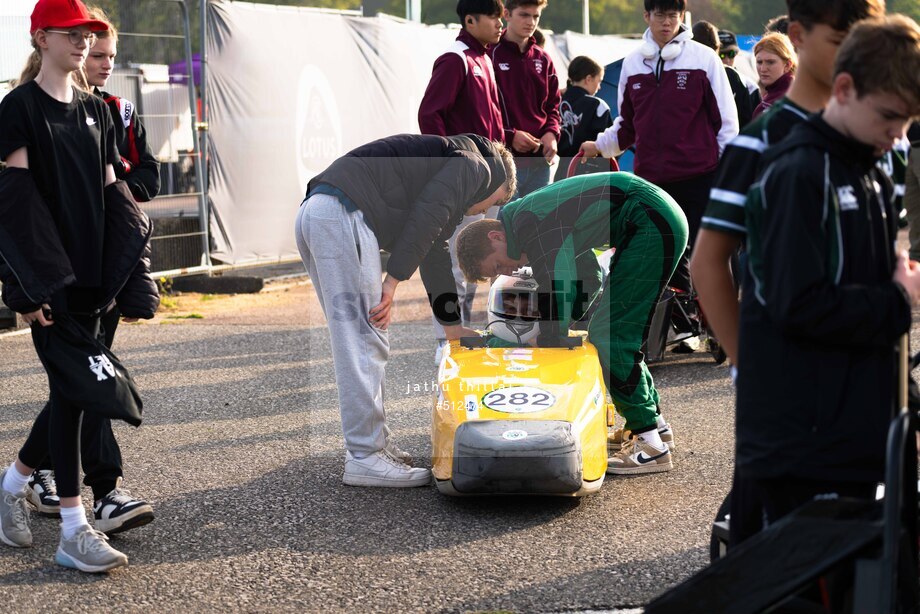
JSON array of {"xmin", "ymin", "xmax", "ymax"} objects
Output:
[
  {"xmin": 554, "ymin": 86, "xmax": 613, "ymax": 183},
  {"xmin": 725, "ymin": 66, "xmax": 754, "ymax": 129},
  {"xmin": 99, "ymin": 90, "xmax": 160, "ymax": 202},
  {"xmin": 737, "ymin": 116, "xmax": 911, "ymax": 483},
  {"xmin": 307, "ymin": 133, "xmax": 504, "ymax": 325},
  {"xmin": 0, "ymin": 168, "xmax": 158, "ymax": 318}
]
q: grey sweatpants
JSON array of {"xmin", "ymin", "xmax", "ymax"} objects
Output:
[{"xmin": 295, "ymin": 194, "xmax": 387, "ymax": 456}]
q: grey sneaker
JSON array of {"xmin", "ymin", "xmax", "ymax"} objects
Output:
[
  {"xmin": 0, "ymin": 470, "xmax": 32, "ymax": 548},
  {"xmin": 607, "ymin": 436, "xmax": 673, "ymax": 475},
  {"xmin": 608, "ymin": 424, "xmax": 675, "ymax": 452},
  {"xmin": 55, "ymin": 526, "xmax": 128, "ymax": 573},
  {"xmin": 28, "ymin": 469, "xmax": 61, "ymax": 517},
  {"xmin": 343, "ymin": 450, "xmax": 431, "ymax": 488}
]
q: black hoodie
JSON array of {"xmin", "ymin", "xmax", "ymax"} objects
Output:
[
  {"xmin": 554, "ymin": 86, "xmax": 613, "ymax": 183},
  {"xmin": 736, "ymin": 115, "xmax": 911, "ymax": 483}
]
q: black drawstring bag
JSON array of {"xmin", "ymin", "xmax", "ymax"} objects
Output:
[{"xmin": 30, "ymin": 315, "xmax": 143, "ymax": 426}]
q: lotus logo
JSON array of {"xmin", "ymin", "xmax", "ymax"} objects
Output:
[{"xmin": 295, "ymin": 66, "xmax": 343, "ymax": 192}]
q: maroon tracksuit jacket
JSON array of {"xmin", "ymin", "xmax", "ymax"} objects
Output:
[
  {"xmin": 490, "ymin": 32, "xmax": 561, "ymax": 161},
  {"xmin": 418, "ymin": 29, "xmax": 504, "ymax": 142}
]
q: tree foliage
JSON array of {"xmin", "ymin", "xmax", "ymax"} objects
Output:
[
  {"xmin": 90, "ymin": 0, "xmax": 920, "ymax": 66},
  {"xmin": 374, "ymin": 0, "xmax": 919, "ymax": 34}
]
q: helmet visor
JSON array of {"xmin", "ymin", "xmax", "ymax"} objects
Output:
[{"xmin": 492, "ymin": 290, "xmax": 541, "ymax": 321}]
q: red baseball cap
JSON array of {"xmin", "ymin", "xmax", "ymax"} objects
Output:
[{"xmin": 30, "ymin": 0, "xmax": 109, "ymax": 34}]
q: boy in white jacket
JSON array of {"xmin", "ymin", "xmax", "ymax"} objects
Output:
[{"xmin": 581, "ymin": 0, "xmax": 737, "ymax": 304}]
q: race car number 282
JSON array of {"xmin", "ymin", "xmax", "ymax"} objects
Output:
[{"xmin": 481, "ymin": 386, "xmax": 556, "ymax": 413}]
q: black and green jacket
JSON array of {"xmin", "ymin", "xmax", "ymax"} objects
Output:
[
  {"xmin": 737, "ymin": 115, "xmax": 911, "ymax": 483},
  {"xmin": 498, "ymin": 172, "xmax": 677, "ymax": 344}
]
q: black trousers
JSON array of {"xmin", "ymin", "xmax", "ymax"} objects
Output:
[
  {"xmin": 30, "ymin": 307, "xmax": 124, "ymax": 501},
  {"xmin": 727, "ymin": 466, "xmax": 764, "ymax": 549},
  {"xmin": 656, "ymin": 170, "xmax": 716, "ymax": 293}
]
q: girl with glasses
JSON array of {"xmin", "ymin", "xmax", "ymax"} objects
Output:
[{"xmin": 0, "ymin": 0, "xmax": 156, "ymax": 573}]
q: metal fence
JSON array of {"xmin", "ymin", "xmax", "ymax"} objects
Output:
[
  {"xmin": 95, "ymin": 0, "xmax": 210, "ymax": 275},
  {"xmin": 1, "ymin": 0, "xmax": 208, "ymax": 279}
]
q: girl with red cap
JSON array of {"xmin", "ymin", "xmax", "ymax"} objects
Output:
[{"xmin": 0, "ymin": 0, "xmax": 157, "ymax": 573}]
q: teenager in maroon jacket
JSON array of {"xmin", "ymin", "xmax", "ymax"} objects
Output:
[
  {"xmin": 491, "ymin": 0, "xmax": 560, "ymax": 197},
  {"xmin": 418, "ymin": 0, "xmax": 506, "ymax": 362},
  {"xmin": 418, "ymin": 0, "xmax": 504, "ymax": 141}
]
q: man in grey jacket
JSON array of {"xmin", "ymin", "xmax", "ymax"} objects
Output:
[{"xmin": 296, "ymin": 133, "xmax": 515, "ymax": 487}]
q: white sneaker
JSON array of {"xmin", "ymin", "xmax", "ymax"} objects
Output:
[
  {"xmin": 434, "ymin": 340, "xmax": 448, "ymax": 366},
  {"xmin": 343, "ymin": 450, "xmax": 431, "ymax": 488},
  {"xmin": 384, "ymin": 439, "xmax": 412, "ymax": 464},
  {"xmin": 608, "ymin": 424, "xmax": 675, "ymax": 452},
  {"xmin": 607, "ymin": 436, "xmax": 673, "ymax": 475}
]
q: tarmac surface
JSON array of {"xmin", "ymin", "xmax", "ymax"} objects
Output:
[{"xmin": 0, "ymin": 275, "xmax": 911, "ymax": 612}]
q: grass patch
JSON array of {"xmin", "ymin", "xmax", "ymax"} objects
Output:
[{"xmin": 165, "ymin": 313, "xmax": 204, "ymax": 320}]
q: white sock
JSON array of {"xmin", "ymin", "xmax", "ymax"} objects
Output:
[
  {"xmin": 656, "ymin": 414, "xmax": 668, "ymax": 429},
  {"xmin": 2, "ymin": 462, "xmax": 30, "ymax": 495},
  {"xmin": 637, "ymin": 429, "xmax": 666, "ymax": 450},
  {"xmin": 60, "ymin": 505, "xmax": 91, "ymax": 539}
]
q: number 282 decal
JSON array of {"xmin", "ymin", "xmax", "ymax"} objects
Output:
[{"xmin": 481, "ymin": 386, "xmax": 556, "ymax": 413}]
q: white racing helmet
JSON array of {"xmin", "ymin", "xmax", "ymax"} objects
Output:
[{"xmin": 487, "ymin": 270, "xmax": 541, "ymax": 345}]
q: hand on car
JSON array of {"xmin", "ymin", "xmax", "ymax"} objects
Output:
[{"xmin": 444, "ymin": 325, "xmax": 479, "ymax": 340}]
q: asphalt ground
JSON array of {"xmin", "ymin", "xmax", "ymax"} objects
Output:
[{"xmin": 0, "ymin": 274, "xmax": 914, "ymax": 612}]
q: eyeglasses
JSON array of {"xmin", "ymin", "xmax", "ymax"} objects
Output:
[
  {"xmin": 719, "ymin": 49, "xmax": 738, "ymax": 59},
  {"xmin": 651, "ymin": 11, "xmax": 681, "ymax": 23},
  {"xmin": 43, "ymin": 29, "xmax": 98, "ymax": 48}
]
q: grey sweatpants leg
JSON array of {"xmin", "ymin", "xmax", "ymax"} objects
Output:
[
  {"xmin": 431, "ymin": 212, "xmax": 483, "ymax": 339},
  {"xmin": 295, "ymin": 194, "xmax": 387, "ymax": 456}
]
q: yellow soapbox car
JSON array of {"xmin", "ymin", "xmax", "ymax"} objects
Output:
[{"xmin": 430, "ymin": 330, "xmax": 614, "ymax": 496}]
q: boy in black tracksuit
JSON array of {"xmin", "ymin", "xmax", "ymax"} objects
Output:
[{"xmin": 736, "ymin": 17, "xmax": 920, "ymax": 544}]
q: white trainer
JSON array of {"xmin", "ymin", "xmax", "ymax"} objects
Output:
[
  {"xmin": 434, "ymin": 340, "xmax": 448, "ymax": 366},
  {"xmin": 607, "ymin": 436, "xmax": 673, "ymax": 475},
  {"xmin": 609, "ymin": 423, "xmax": 675, "ymax": 452},
  {"xmin": 343, "ymin": 450, "xmax": 431, "ymax": 488},
  {"xmin": 384, "ymin": 439, "xmax": 412, "ymax": 465}
]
